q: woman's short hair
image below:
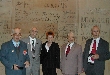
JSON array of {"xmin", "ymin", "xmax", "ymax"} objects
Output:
[{"xmin": 46, "ymin": 31, "xmax": 54, "ymax": 39}]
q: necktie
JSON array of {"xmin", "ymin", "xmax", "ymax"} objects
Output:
[
  {"xmin": 16, "ymin": 44, "xmax": 19, "ymax": 56},
  {"xmin": 16, "ymin": 43, "xmax": 19, "ymax": 47},
  {"xmin": 66, "ymin": 44, "xmax": 70, "ymax": 57},
  {"xmin": 91, "ymin": 40, "xmax": 96, "ymax": 61},
  {"xmin": 32, "ymin": 40, "xmax": 35, "ymax": 59}
]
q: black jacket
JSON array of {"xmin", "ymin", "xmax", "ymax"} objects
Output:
[{"xmin": 40, "ymin": 42, "xmax": 60, "ymax": 71}]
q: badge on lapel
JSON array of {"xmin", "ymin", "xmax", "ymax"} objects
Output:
[{"xmin": 23, "ymin": 50, "xmax": 27, "ymax": 55}]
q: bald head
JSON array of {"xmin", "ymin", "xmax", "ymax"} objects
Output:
[
  {"xmin": 91, "ymin": 25, "xmax": 100, "ymax": 39},
  {"xmin": 29, "ymin": 27, "xmax": 38, "ymax": 38},
  {"xmin": 67, "ymin": 32, "xmax": 75, "ymax": 43}
]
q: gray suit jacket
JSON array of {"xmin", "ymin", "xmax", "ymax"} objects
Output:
[
  {"xmin": 60, "ymin": 43, "xmax": 83, "ymax": 75},
  {"xmin": 22, "ymin": 37, "xmax": 42, "ymax": 70}
]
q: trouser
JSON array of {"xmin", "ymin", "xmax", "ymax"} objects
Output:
[
  {"xmin": 43, "ymin": 68, "xmax": 57, "ymax": 75},
  {"xmin": 85, "ymin": 63, "xmax": 104, "ymax": 75}
]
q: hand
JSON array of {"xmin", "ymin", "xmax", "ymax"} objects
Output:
[
  {"xmin": 82, "ymin": 68, "xmax": 84, "ymax": 73},
  {"xmin": 24, "ymin": 61, "xmax": 30, "ymax": 68},
  {"xmin": 77, "ymin": 73, "xmax": 80, "ymax": 75},
  {"xmin": 13, "ymin": 64, "xmax": 19, "ymax": 70},
  {"xmin": 92, "ymin": 54, "xmax": 99, "ymax": 59},
  {"xmin": 56, "ymin": 68, "xmax": 59, "ymax": 73}
]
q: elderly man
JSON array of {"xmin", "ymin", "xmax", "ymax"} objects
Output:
[
  {"xmin": 83, "ymin": 25, "xmax": 110, "ymax": 75},
  {"xmin": 22, "ymin": 27, "xmax": 42, "ymax": 75},
  {"xmin": 60, "ymin": 32, "xmax": 83, "ymax": 75},
  {"xmin": 0, "ymin": 27, "xmax": 30, "ymax": 75}
]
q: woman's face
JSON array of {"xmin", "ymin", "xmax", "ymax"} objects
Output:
[{"xmin": 47, "ymin": 35, "xmax": 54, "ymax": 43}]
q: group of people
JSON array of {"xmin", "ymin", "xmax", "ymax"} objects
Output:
[{"xmin": 0, "ymin": 25, "xmax": 110, "ymax": 75}]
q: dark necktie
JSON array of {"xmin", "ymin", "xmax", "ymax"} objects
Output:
[
  {"xmin": 91, "ymin": 40, "xmax": 96, "ymax": 61},
  {"xmin": 32, "ymin": 40, "xmax": 35, "ymax": 59},
  {"xmin": 16, "ymin": 44, "xmax": 19, "ymax": 56},
  {"xmin": 66, "ymin": 44, "xmax": 70, "ymax": 57}
]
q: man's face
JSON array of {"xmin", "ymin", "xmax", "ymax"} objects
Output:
[
  {"xmin": 30, "ymin": 28, "xmax": 38, "ymax": 38},
  {"xmin": 92, "ymin": 27, "xmax": 100, "ymax": 39},
  {"xmin": 67, "ymin": 33, "xmax": 74, "ymax": 43},
  {"xmin": 12, "ymin": 29, "xmax": 21, "ymax": 42},
  {"xmin": 47, "ymin": 35, "xmax": 54, "ymax": 43}
]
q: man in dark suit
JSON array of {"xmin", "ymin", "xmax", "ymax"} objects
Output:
[
  {"xmin": 60, "ymin": 32, "xmax": 83, "ymax": 75},
  {"xmin": 0, "ymin": 27, "xmax": 30, "ymax": 75},
  {"xmin": 83, "ymin": 25, "xmax": 110, "ymax": 75},
  {"xmin": 22, "ymin": 27, "xmax": 42, "ymax": 75}
]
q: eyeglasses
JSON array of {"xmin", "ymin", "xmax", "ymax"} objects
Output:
[
  {"xmin": 13, "ymin": 33, "xmax": 22, "ymax": 36},
  {"xmin": 31, "ymin": 30, "xmax": 38, "ymax": 33}
]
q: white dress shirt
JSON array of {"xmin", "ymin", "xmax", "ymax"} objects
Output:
[
  {"xmin": 65, "ymin": 42, "xmax": 74, "ymax": 54},
  {"xmin": 29, "ymin": 36, "xmax": 36, "ymax": 51},
  {"xmin": 12, "ymin": 39, "xmax": 20, "ymax": 47},
  {"xmin": 45, "ymin": 43, "xmax": 49, "ymax": 52},
  {"xmin": 88, "ymin": 37, "xmax": 100, "ymax": 63}
]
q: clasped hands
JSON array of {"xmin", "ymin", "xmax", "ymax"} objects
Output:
[
  {"xmin": 91, "ymin": 54, "xmax": 99, "ymax": 59},
  {"xmin": 13, "ymin": 61, "xmax": 30, "ymax": 70}
]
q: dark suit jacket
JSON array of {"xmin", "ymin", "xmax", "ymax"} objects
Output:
[
  {"xmin": 0, "ymin": 40, "xmax": 30, "ymax": 75},
  {"xmin": 83, "ymin": 38, "xmax": 110, "ymax": 74},
  {"xmin": 40, "ymin": 42, "xmax": 60, "ymax": 71}
]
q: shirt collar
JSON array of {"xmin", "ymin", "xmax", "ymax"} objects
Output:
[
  {"xmin": 12, "ymin": 39, "xmax": 20, "ymax": 47},
  {"xmin": 29, "ymin": 36, "xmax": 36, "ymax": 41},
  {"xmin": 67, "ymin": 42, "xmax": 74, "ymax": 46},
  {"xmin": 93, "ymin": 37, "xmax": 100, "ymax": 42}
]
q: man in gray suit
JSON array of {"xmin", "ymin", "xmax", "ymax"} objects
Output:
[
  {"xmin": 22, "ymin": 27, "xmax": 42, "ymax": 75},
  {"xmin": 60, "ymin": 32, "xmax": 83, "ymax": 75}
]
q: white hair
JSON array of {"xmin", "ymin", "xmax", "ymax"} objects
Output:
[{"xmin": 11, "ymin": 27, "xmax": 21, "ymax": 35}]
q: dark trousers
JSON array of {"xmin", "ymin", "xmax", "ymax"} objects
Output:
[
  {"xmin": 43, "ymin": 68, "xmax": 57, "ymax": 75},
  {"xmin": 85, "ymin": 64, "xmax": 104, "ymax": 75}
]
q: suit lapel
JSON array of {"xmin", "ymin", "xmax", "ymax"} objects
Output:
[
  {"xmin": 27, "ymin": 37, "xmax": 30, "ymax": 45},
  {"xmin": 96, "ymin": 38, "xmax": 102, "ymax": 53},
  {"xmin": 18, "ymin": 43, "xmax": 22, "ymax": 58},
  {"xmin": 62, "ymin": 44, "xmax": 67, "ymax": 56},
  {"xmin": 9, "ymin": 40, "xmax": 15, "ymax": 51},
  {"xmin": 67, "ymin": 43, "xmax": 76, "ymax": 56},
  {"xmin": 44, "ymin": 42, "xmax": 53, "ymax": 53},
  {"xmin": 35, "ymin": 38, "xmax": 39, "ymax": 49},
  {"xmin": 17, "ymin": 41, "xmax": 24, "ymax": 58},
  {"xmin": 70, "ymin": 43, "xmax": 76, "ymax": 51},
  {"xmin": 26, "ymin": 37, "xmax": 31, "ymax": 52},
  {"xmin": 87, "ymin": 39, "xmax": 93, "ymax": 54},
  {"xmin": 9, "ymin": 40, "xmax": 19, "ymax": 59}
]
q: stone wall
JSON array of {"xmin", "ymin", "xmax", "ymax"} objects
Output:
[{"xmin": 0, "ymin": 0, "xmax": 110, "ymax": 75}]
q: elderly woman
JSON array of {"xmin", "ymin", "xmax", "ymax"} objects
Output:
[{"xmin": 40, "ymin": 31, "xmax": 60, "ymax": 75}]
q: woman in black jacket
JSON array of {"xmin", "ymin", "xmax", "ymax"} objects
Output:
[{"xmin": 40, "ymin": 31, "xmax": 60, "ymax": 75}]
